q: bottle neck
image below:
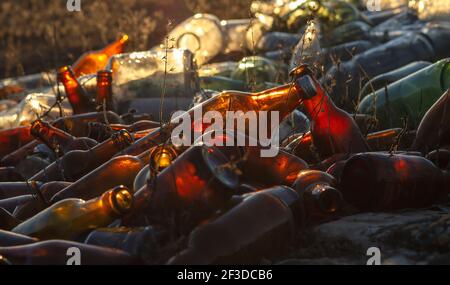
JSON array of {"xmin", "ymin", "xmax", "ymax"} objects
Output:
[
  {"xmin": 96, "ymin": 71, "xmax": 114, "ymax": 111},
  {"xmin": 58, "ymin": 66, "xmax": 93, "ymax": 114},
  {"xmin": 102, "ymin": 35, "xmax": 128, "ymax": 58}
]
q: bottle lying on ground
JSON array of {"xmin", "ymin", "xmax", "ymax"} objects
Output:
[
  {"xmin": 411, "ymin": 89, "xmax": 450, "ymax": 154},
  {"xmin": 124, "ymin": 145, "xmax": 240, "ymax": 232},
  {"xmin": 12, "ymin": 186, "xmax": 133, "ymax": 240},
  {"xmin": 167, "ymin": 186, "xmax": 304, "ymax": 265},
  {"xmin": 96, "ymin": 70, "xmax": 116, "ymax": 112},
  {"xmin": 357, "ymin": 59, "xmax": 450, "ymax": 131},
  {"xmin": 72, "ymin": 35, "xmax": 128, "ymax": 77},
  {"xmin": 30, "ymin": 130, "xmax": 134, "ymax": 182},
  {"xmin": 0, "ymin": 230, "xmax": 38, "ymax": 247},
  {"xmin": 339, "ymin": 153, "xmax": 450, "ymax": 211},
  {"xmin": 0, "ymin": 240, "xmax": 139, "ymax": 265},
  {"xmin": 30, "ymin": 120, "xmax": 97, "ymax": 155},
  {"xmin": 49, "ymin": 150, "xmax": 151, "ymax": 203},
  {"xmin": 0, "ymin": 208, "xmax": 20, "ymax": 231}
]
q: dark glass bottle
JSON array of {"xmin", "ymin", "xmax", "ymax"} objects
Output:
[
  {"xmin": 0, "ymin": 230, "xmax": 37, "ymax": 247},
  {"xmin": 96, "ymin": 70, "xmax": 116, "ymax": 112},
  {"xmin": 58, "ymin": 66, "xmax": 95, "ymax": 114}
]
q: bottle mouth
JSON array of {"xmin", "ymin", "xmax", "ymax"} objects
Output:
[
  {"xmin": 149, "ymin": 145, "xmax": 178, "ymax": 172},
  {"xmin": 202, "ymin": 146, "xmax": 240, "ymax": 190},
  {"xmin": 316, "ymin": 186, "xmax": 343, "ymax": 214},
  {"xmin": 111, "ymin": 185, "xmax": 133, "ymax": 215},
  {"xmin": 112, "ymin": 130, "xmax": 135, "ymax": 149}
]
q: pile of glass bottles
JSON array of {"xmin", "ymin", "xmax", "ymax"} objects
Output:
[{"xmin": 0, "ymin": 0, "xmax": 449, "ymax": 265}]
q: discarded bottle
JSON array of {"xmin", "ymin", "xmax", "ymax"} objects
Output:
[
  {"xmin": 294, "ymin": 69, "xmax": 370, "ymax": 159},
  {"xmin": 167, "ymin": 186, "xmax": 304, "ymax": 265},
  {"xmin": 339, "ymin": 153, "xmax": 450, "ymax": 211},
  {"xmin": 13, "ymin": 182, "xmax": 73, "ymax": 221},
  {"xmin": 359, "ymin": 61, "xmax": 431, "ymax": 98},
  {"xmin": 0, "ymin": 195, "xmax": 35, "ymax": 214},
  {"xmin": 0, "ymin": 230, "xmax": 38, "ymax": 247},
  {"xmin": 12, "ymin": 186, "xmax": 133, "ymax": 240},
  {"xmin": 256, "ymin": 32, "xmax": 301, "ymax": 53},
  {"xmin": 58, "ymin": 66, "xmax": 96, "ymax": 115},
  {"xmin": 199, "ymin": 76, "xmax": 248, "ymax": 92},
  {"xmin": 0, "ymin": 167, "xmax": 23, "ymax": 182},
  {"xmin": 358, "ymin": 59, "xmax": 450, "ymax": 130},
  {"xmin": 366, "ymin": 128, "xmax": 403, "ymax": 151},
  {"xmin": 166, "ymin": 14, "xmax": 224, "ymax": 66},
  {"xmin": 49, "ymin": 150, "xmax": 151, "ymax": 203},
  {"xmin": 323, "ymin": 40, "xmax": 375, "ymax": 70},
  {"xmin": 290, "ymin": 20, "xmax": 322, "ymax": 72},
  {"xmin": 0, "ymin": 240, "xmax": 138, "ymax": 265},
  {"xmin": 31, "ymin": 130, "xmax": 134, "ymax": 182},
  {"xmin": 221, "ymin": 19, "xmax": 252, "ymax": 54},
  {"xmin": 73, "ymin": 35, "xmax": 129, "ymax": 77},
  {"xmin": 119, "ymin": 65, "xmax": 320, "ymax": 157},
  {"xmin": 325, "ymin": 32, "xmax": 436, "ymax": 110},
  {"xmin": 30, "ymin": 120, "xmax": 97, "ymax": 155},
  {"xmin": 85, "ymin": 226, "xmax": 160, "ymax": 261},
  {"xmin": 96, "ymin": 70, "xmax": 116, "ymax": 112},
  {"xmin": 198, "ymin": 62, "xmax": 238, "ymax": 78},
  {"xmin": 231, "ymin": 56, "xmax": 287, "ymax": 87},
  {"xmin": 292, "ymin": 170, "xmax": 343, "ymax": 223},
  {"xmin": 412, "ymin": 89, "xmax": 450, "ymax": 154},
  {"xmin": 128, "ymin": 145, "xmax": 239, "ymax": 231}
]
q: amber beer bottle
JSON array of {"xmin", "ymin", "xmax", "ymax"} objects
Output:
[
  {"xmin": 58, "ymin": 66, "xmax": 95, "ymax": 114},
  {"xmin": 96, "ymin": 70, "xmax": 115, "ymax": 112},
  {"xmin": 49, "ymin": 150, "xmax": 151, "ymax": 203},
  {"xmin": 339, "ymin": 153, "xmax": 450, "ymax": 211},
  {"xmin": 118, "ymin": 65, "xmax": 315, "ymax": 157},
  {"xmin": 12, "ymin": 186, "xmax": 133, "ymax": 240},
  {"xmin": 167, "ymin": 186, "xmax": 304, "ymax": 265},
  {"xmin": 292, "ymin": 170, "xmax": 343, "ymax": 224},
  {"xmin": 128, "ymin": 145, "xmax": 240, "ymax": 229},
  {"xmin": 30, "ymin": 130, "xmax": 134, "ymax": 182},
  {"xmin": 0, "ymin": 240, "xmax": 138, "ymax": 265},
  {"xmin": 31, "ymin": 120, "xmax": 97, "ymax": 155},
  {"xmin": 73, "ymin": 35, "xmax": 129, "ymax": 77},
  {"xmin": 294, "ymin": 71, "xmax": 370, "ymax": 159}
]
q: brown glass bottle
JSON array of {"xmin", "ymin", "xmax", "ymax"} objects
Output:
[
  {"xmin": 49, "ymin": 150, "xmax": 151, "ymax": 203},
  {"xmin": 12, "ymin": 186, "xmax": 133, "ymax": 240},
  {"xmin": 96, "ymin": 70, "xmax": 115, "ymax": 112},
  {"xmin": 292, "ymin": 170, "xmax": 343, "ymax": 224},
  {"xmin": 31, "ymin": 120, "xmax": 97, "ymax": 155},
  {"xmin": 30, "ymin": 130, "xmax": 134, "ymax": 182},
  {"xmin": 58, "ymin": 66, "xmax": 95, "ymax": 114},
  {"xmin": 127, "ymin": 145, "xmax": 240, "ymax": 230},
  {"xmin": 73, "ymin": 35, "xmax": 128, "ymax": 77},
  {"xmin": 167, "ymin": 186, "xmax": 304, "ymax": 265},
  {"xmin": 0, "ymin": 126, "xmax": 33, "ymax": 158},
  {"xmin": 339, "ymin": 153, "xmax": 450, "ymax": 211},
  {"xmin": 0, "ymin": 240, "xmax": 138, "ymax": 265}
]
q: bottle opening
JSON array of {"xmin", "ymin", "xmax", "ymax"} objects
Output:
[
  {"xmin": 202, "ymin": 146, "xmax": 240, "ymax": 190},
  {"xmin": 111, "ymin": 186, "xmax": 133, "ymax": 214}
]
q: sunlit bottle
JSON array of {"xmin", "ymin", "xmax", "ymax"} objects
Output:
[
  {"xmin": 412, "ymin": 89, "xmax": 450, "ymax": 154},
  {"xmin": 49, "ymin": 150, "xmax": 151, "ymax": 203},
  {"xmin": 12, "ymin": 186, "xmax": 133, "ymax": 240},
  {"xmin": 290, "ymin": 20, "xmax": 322, "ymax": 72},
  {"xmin": 198, "ymin": 62, "xmax": 238, "ymax": 78},
  {"xmin": 167, "ymin": 186, "xmax": 303, "ymax": 265},
  {"xmin": 230, "ymin": 56, "xmax": 287, "ymax": 87},
  {"xmin": 31, "ymin": 130, "xmax": 134, "ymax": 182},
  {"xmin": 409, "ymin": 0, "xmax": 450, "ymax": 21},
  {"xmin": 221, "ymin": 19, "xmax": 252, "ymax": 55},
  {"xmin": 359, "ymin": 61, "xmax": 431, "ymax": 98},
  {"xmin": 96, "ymin": 70, "xmax": 116, "ymax": 112},
  {"xmin": 357, "ymin": 59, "xmax": 450, "ymax": 130},
  {"xmin": 295, "ymin": 69, "xmax": 370, "ymax": 159},
  {"xmin": 339, "ymin": 153, "xmax": 450, "ymax": 211},
  {"xmin": 0, "ymin": 240, "xmax": 138, "ymax": 265},
  {"xmin": 126, "ymin": 145, "xmax": 240, "ymax": 230},
  {"xmin": 58, "ymin": 66, "xmax": 95, "ymax": 114},
  {"xmin": 72, "ymin": 35, "xmax": 129, "ymax": 77},
  {"xmin": 30, "ymin": 120, "xmax": 97, "ymax": 155},
  {"xmin": 323, "ymin": 40, "xmax": 374, "ymax": 70}
]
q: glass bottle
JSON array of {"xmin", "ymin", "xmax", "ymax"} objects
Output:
[
  {"xmin": 0, "ymin": 230, "xmax": 38, "ymax": 247},
  {"xmin": 72, "ymin": 35, "xmax": 129, "ymax": 77},
  {"xmin": 96, "ymin": 70, "xmax": 116, "ymax": 112},
  {"xmin": 58, "ymin": 66, "xmax": 95, "ymax": 114},
  {"xmin": 12, "ymin": 186, "xmax": 133, "ymax": 240},
  {"xmin": 357, "ymin": 59, "xmax": 450, "ymax": 130}
]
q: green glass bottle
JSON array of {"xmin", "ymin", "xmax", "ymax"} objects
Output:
[
  {"xmin": 199, "ymin": 76, "xmax": 248, "ymax": 92},
  {"xmin": 231, "ymin": 56, "xmax": 287, "ymax": 85},
  {"xmin": 357, "ymin": 58, "xmax": 450, "ymax": 130}
]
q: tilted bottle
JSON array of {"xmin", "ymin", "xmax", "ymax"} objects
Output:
[
  {"xmin": 0, "ymin": 240, "xmax": 138, "ymax": 265},
  {"xmin": 30, "ymin": 130, "xmax": 134, "ymax": 182},
  {"xmin": 339, "ymin": 153, "xmax": 450, "ymax": 211},
  {"xmin": 0, "ymin": 126, "xmax": 34, "ymax": 158},
  {"xmin": 167, "ymin": 186, "xmax": 304, "ymax": 265},
  {"xmin": 0, "ymin": 230, "xmax": 38, "ymax": 247},
  {"xmin": 30, "ymin": 120, "xmax": 97, "ymax": 155},
  {"xmin": 12, "ymin": 186, "xmax": 133, "ymax": 240},
  {"xmin": 126, "ymin": 145, "xmax": 240, "ymax": 230},
  {"xmin": 96, "ymin": 70, "xmax": 116, "ymax": 112},
  {"xmin": 357, "ymin": 59, "xmax": 450, "ymax": 130},
  {"xmin": 72, "ymin": 35, "xmax": 128, "ymax": 77},
  {"xmin": 411, "ymin": 89, "xmax": 450, "ymax": 154},
  {"xmin": 294, "ymin": 69, "xmax": 370, "ymax": 159},
  {"xmin": 49, "ymin": 150, "xmax": 151, "ymax": 203},
  {"xmin": 292, "ymin": 170, "xmax": 343, "ymax": 224},
  {"xmin": 0, "ymin": 207, "xmax": 20, "ymax": 231},
  {"xmin": 0, "ymin": 167, "xmax": 23, "ymax": 182},
  {"xmin": 58, "ymin": 66, "xmax": 95, "ymax": 114}
]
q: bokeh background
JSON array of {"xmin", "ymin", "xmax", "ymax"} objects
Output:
[{"xmin": 0, "ymin": 0, "xmax": 253, "ymax": 79}]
